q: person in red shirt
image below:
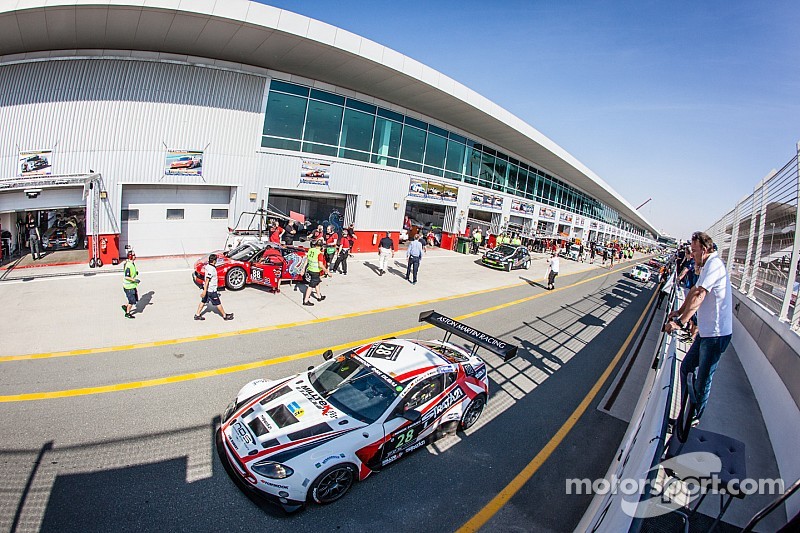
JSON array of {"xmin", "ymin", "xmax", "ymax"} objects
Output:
[
  {"xmin": 324, "ymin": 225, "xmax": 339, "ymax": 276},
  {"xmin": 268, "ymin": 221, "xmax": 283, "ymax": 243},
  {"xmin": 332, "ymin": 228, "xmax": 354, "ymax": 274}
]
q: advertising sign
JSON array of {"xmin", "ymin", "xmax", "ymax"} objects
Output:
[
  {"xmin": 492, "ymin": 195, "xmax": 504, "ymax": 210},
  {"xmin": 559, "ymin": 212, "xmax": 573, "ymax": 224},
  {"xmin": 18, "ymin": 150, "xmax": 53, "ymax": 177},
  {"xmin": 300, "ymin": 160, "xmax": 331, "ymax": 186},
  {"xmin": 470, "ymin": 191, "xmax": 484, "ymax": 207},
  {"xmin": 408, "ymin": 177, "xmax": 427, "ymax": 198},
  {"xmin": 407, "ymin": 179, "xmax": 458, "ymax": 203},
  {"xmin": 442, "ymin": 183, "xmax": 458, "ymax": 203},
  {"xmin": 590, "ymin": 221, "xmax": 598, "ymax": 229},
  {"xmin": 165, "ymin": 150, "xmax": 203, "ymax": 176},
  {"xmin": 511, "ymin": 199, "xmax": 536, "ymax": 215},
  {"xmin": 426, "ymin": 181, "xmax": 443, "ymax": 201},
  {"xmin": 539, "ymin": 207, "xmax": 556, "ymax": 220}
]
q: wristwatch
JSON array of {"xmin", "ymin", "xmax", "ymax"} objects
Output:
[{"xmin": 672, "ymin": 317, "xmax": 685, "ymax": 329}]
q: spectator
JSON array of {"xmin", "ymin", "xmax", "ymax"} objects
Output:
[
  {"xmin": 472, "ymin": 228, "xmax": 483, "ymax": 254},
  {"xmin": 665, "ymin": 232, "xmax": 732, "ymax": 423},
  {"xmin": 324, "ymin": 225, "xmax": 339, "ymax": 275},
  {"xmin": 268, "ymin": 221, "xmax": 283, "ymax": 244},
  {"xmin": 283, "ymin": 220, "xmax": 297, "ymax": 245},
  {"xmin": 121, "ymin": 248, "xmax": 139, "ymax": 319},
  {"xmin": 302, "ymin": 240, "xmax": 328, "ymax": 306},
  {"xmin": 377, "ymin": 231, "xmax": 395, "ymax": 276},
  {"xmin": 195, "ymin": 253, "xmax": 233, "ymax": 321},
  {"xmin": 406, "ymin": 233, "xmax": 424, "ymax": 284},
  {"xmin": 546, "ymin": 251, "xmax": 560, "ymax": 290},
  {"xmin": 26, "ymin": 213, "xmax": 41, "ymax": 261},
  {"xmin": 332, "ymin": 228, "xmax": 353, "ymax": 275}
]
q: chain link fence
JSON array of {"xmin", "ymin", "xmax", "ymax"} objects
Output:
[{"xmin": 706, "ymin": 143, "xmax": 800, "ymax": 328}]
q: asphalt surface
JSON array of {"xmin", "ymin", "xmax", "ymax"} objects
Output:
[{"xmin": 0, "ymin": 249, "xmax": 656, "ymax": 532}]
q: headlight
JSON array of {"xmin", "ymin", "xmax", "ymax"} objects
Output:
[
  {"xmin": 222, "ymin": 400, "xmax": 237, "ymax": 422},
  {"xmin": 251, "ymin": 461, "xmax": 294, "ymax": 479}
]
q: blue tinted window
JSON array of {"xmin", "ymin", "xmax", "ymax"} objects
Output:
[
  {"xmin": 371, "ymin": 154, "xmax": 398, "ymax": 167},
  {"xmin": 302, "ymin": 142, "xmax": 337, "ymax": 156},
  {"xmin": 269, "ymin": 80, "xmax": 309, "ymax": 97},
  {"xmin": 423, "ymin": 165, "xmax": 444, "ymax": 177},
  {"xmin": 303, "ymin": 100, "xmax": 343, "ymax": 146},
  {"xmin": 377, "ymin": 107, "xmax": 404, "ymax": 122},
  {"xmin": 399, "ymin": 160, "xmax": 422, "ymax": 172},
  {"xmin": 429, "ymin": 124, "xmax": 448, "ymax": 137},
  {"xmin": 346, "ymin": 99, "xmax": 377, "ymax": 114},
  {"xmin": 339, "ymin": 148, "xmax": 370, "ymax": 162},
  {"xmin": 262, "ymin": 137, "xmax": 301, "ymax": 151},
  {"xmin": 372, "ymin": 117, "xmax": 402, "ymax": 161},
  {"xmin": 341, "ymin": 108, "xmax": 375, "ymax": 152},
  {"xmin": 449, "ymin": 132, "xmax": 467, "ymax": 144},
  {"xmin": 400, "ymin": 126, "xmax": 426, "ymax": 163},
  {"xmin": 310, "ymin": 89, "xmax": 345, "ymax": 105},
  {"xmin": 423, "ymin": 133, "xmax": 446, "ymax": 169},
  {"xmin": 263, "ymin": 92, "xmax": 306, "ymax": 139},
  {"xmin": 445, "ymin": 140, "xmax": 465, "ymax": 174},
  {"xmin": 404, "ymin": 116, "xmax": 427, "ymax": 130}
]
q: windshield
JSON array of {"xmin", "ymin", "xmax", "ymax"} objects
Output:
[
  {"xmin": 225, "ymin": 243, "xmax": 262, "ymax": 261},
  {"xmin": 309, "ymin": 356, "xmax": 399, "ymax": 423},
  {"xmin": 495, "ymin": 244, "xmax": 516, "ymax": 256}
]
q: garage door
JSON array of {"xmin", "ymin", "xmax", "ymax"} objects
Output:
[{"xmin": 121, "ymin": 185, "xmax": 231, "ymax": 257}]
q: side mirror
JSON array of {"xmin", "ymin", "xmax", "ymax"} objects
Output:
[
  {"xmin": 401, "ymin": 409, "xmax": 421, "ymax": 423},
  {"xmin": 322, "ymin": 349, "xmax": 333, "ymax": 361},
  {"xmin": 308, "ymin": 365, "xmax": 315, "ymax": 371}
]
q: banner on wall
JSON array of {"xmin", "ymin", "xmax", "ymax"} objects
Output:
[
  {"xmin": 493, "ymin": 195, "xmax": 503, "ymax": 209},
  {"xmin": 18, "ymin": 149, "xmax": 53, "ymax": 177},
  {"xmin": 574, "ymin": 216, "xmax": 584, "ymax": 226},
  {"xmin": 539, "ymin": 207, "xmax": 556, "ymax": 220},
  {"xmin": 470, "ymin": 191, "xmax": 484, "ymax": 207},
  {"xmin": 407, "ymin": 178, "xmax": 457, "ymax": 203},
  {"xmin": 300, "ymin": 160, "xmax": 331, "ymax": 186},
  {"xmin": 590, "ymin": 221, "xmax": 598, "ymax": 229},
  {"xmin": 165, "ymin": 150, "xmax": 203, "ymax": 176},
  {"xmin": 511, "ymin": 199, "xmax": 536, "ymax": 215},
  {"xmin": 559, "ymin": 212, "xmax": 573, "ymax": 224}
]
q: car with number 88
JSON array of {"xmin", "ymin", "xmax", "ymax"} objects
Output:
[{"xmin": 216, "ymin": 310, "xmax": 517, "ymax": 512}]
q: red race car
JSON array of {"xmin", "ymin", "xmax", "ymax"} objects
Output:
[{"xmin": 193, "ymin": 242, "xmax": 310, "ymax": 292}]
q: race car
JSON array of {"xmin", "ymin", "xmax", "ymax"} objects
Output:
[
  {"xmin": 216, "ymin": 310, "xmax": 517, "ymax": 512},
  {"xmin": 41, "ymin": 216, "xmax": 80, "ymax": 249},
  {"xmin": 629, "ymin": 264, "xmax": 651, "ymax": 283},
  {"xmin": 193, "ymin": 241, "xmax": 308, "ymax": 292},
  {"xmin": 481, "ymin": 244, "xmax": 531, "ymax": 271}
]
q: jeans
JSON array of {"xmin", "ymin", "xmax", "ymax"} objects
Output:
[
  {"xmin": 406, "ymin": 255, "xmax": 421, "ymax": 282},
  {"xmin": 30, "ymin": 236, "xmax": 41, "ymax": 260},
  {"xmin": 332, "ymin": 250, "xmax": 349, "ymax": 274},
  {"xmin": 680, "ymin": 334, "xmax": 731, "ymax": 419}
]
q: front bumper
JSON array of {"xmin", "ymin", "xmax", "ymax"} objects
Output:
[
  {"xmin": 215, "ymin": 428, "xmax": 305, "ymax": 513},
  {"xmin": 480, "ymin": 258, "xmax": 508, "ymax": 270}
]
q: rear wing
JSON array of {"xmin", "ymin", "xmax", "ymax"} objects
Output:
[{"xmin": 419, "ymin": 310, "xmax": 517, "ymax": 361}]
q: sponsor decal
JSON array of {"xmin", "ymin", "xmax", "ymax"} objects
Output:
[
  {"xmin": 258, "ymin": 415, "xmax": 274, "ymax": 432},
  {"xmin": 18, "ymin": 149, "xmax": 53, "ymax": 177},
  {"xmin": 233, "ymin": 421, "xmax": 253, "ymax": 445},
  {"xmin": 315, "ymin": 453, "xmax": 346, "ymax": 468},
  {"xmin": 251, "ymin": 267, "xmax": 262, "ymax": 281},
  {"xmin": 262, "ymin": 480, "xmax": 290, "ymax": 489},
  {"xmin": 431, "ymin": 386, "xmax": 465, "ymax": 419},
  {"xmin": 287, "ymin": 401, "xmax": 305, "ymax": 418},
  {"xmin": 474, "ymin": 365, "xmax": 487, "ymax": 380},
  {"xmin": 297, "ymin": 385, "xmax": 339, "ymax": 418},
  {"xmin": 438, "ymin": 364, "xmax": 457, "ymax": 374},
  {"xmin": 434, "ymin": 316, "xmax": 508, "ymax": 351},
  {"xmin": 367, "ymin": 342, "xmax": 403, "ymax": 361}
]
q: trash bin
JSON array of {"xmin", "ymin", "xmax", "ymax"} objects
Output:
[{"xmin": 456, "ymin": 236, "xmax": 470, "ymax": 254}]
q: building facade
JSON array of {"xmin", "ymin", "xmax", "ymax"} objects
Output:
[{"xmin": 0, "ymin": 1, "xmax": 657, "ymax": 259}]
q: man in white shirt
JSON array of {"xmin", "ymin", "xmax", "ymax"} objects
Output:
[
  {"xmin": 665, "ymin": 232, "xmax": 732, "ymax": 421},
  {"xmin": 195, "ymin": 253, "xmax": 233, "ymax": 321},
  {"xmin": 546, "ymin": 252, "xmax": 560, "ymax": 290}
]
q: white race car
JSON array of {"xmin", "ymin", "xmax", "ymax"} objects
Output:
[
  {"xmin": 630, "ymin": 264, "xmax": 651, "ymax": 283},
  {"xmin": 216, "ymin": 310, "xmax": 517, "ymax": 512}
]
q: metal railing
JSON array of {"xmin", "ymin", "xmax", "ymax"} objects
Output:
[{"xmin": 706, "ymin": 143, "xmax": 800, "ymax": 329}]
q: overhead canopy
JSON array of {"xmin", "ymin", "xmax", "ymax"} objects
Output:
[{"xmin": 0, "ymin": 0, "xmax": 658, "ymax": 237}]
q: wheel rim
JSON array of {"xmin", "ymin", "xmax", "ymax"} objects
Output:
[
  {"xmin": 229, "ymin": 268, "xmax": 245, "ymax": 288},
  {"xmin": 462, "ymin": 397, "xmax": 485, "ymax": 429},
  {"xmin": 315, "ymin": 467, "xmax": 353, "ymax": 503}
]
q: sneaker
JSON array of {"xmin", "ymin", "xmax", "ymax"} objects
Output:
[
  {"xmin": 379, "ymin": 271, "xmax": 384, "ymax": 276},
  {"xmin": 318, "ymin": 295, "xmax": 326, "ymax": 301},
  {"xmin": 121, "ymin": 305, "xmax": 127, "ymax": 314},
  {"xmin": 194, "ymin": 315, "xmax": 205, "ymax": 321},
  {"xmin": 224, "ymin": 313, "xmax": 234, "ymax": 321},
  {"xmin": 303, "ymin": 301, "xmax": 314, "ymax": 306},
  {"xmin": 124, "ymin": 313, "xmax": 135, "ymax": 319}
]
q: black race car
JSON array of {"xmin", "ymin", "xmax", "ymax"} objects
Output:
[{"xmin": 481, "ymin": 244, "xmax": 531, "ymax": 271}]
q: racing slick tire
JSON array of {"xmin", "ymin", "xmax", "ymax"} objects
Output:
[
  {"xmin": 309, "ymin": 463, "xmax": 357, "ymax": 505},
  {"xmin": 225, "ymin": 266, "xmax": 247, "ymax": 290},
  {"xmin": 524, "ymin": 260, "xmax": 531, "ymax": 270},
  {"xmin": 459, "ymin": 394, "xmax": 486, "ymax": 432}
]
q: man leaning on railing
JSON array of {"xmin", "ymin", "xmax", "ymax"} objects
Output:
[{"xmin": 663, "ymin": 231, "xmax": 733, "ymax": 424}]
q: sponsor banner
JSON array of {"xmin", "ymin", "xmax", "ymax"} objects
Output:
[
  {"xmin": 408, "ymin": 179, "xmax": 458, "ymax": 203},
  {"xmin": 574, "ymin": 216, "xmax": 585, "ymax": 226},
  {"xmin": 19, "ymin": 150, "xmax": 53, "ymax": 177},
  {"xmin": 560, "ymin": 212, "xmax": 573, "ymax": 224},
  {"xmin": 418, "ymin": 310, "xmax": 518, "ymax": 361},
  {"xmin": 482, "ymin": 193, "xmax": 494, "ymax": 208},
  {"xmin": 493, "ymin": 195, "xmax": 503, "ymax": 209},
  {"xmin": 165, "ymin": 150, "xmax": 203, "ymax": 176},
  {"xmin": 511, "ymin": 199, "xmax": 536, "ymax": 215},
  {"xmin": 300, "ymin": 160, "xmax": 331, "ymax": 186},
  {"xmin": 590, "ymin": 221, "xmax": 598, "ymax": 229},
  {"xmin": 539, "ymin": 207, "xmax": 556, "ymax": 220},
  {"xmin": 470, "ymin": 191, "xmax": 484, "ymax": 207}
]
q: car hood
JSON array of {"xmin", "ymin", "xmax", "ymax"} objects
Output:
[
  {"xmin": 483, "ymin": 250, "xmax": 510, "ymax": 261},
  {"xmin": 223, "ymin": 374, "xmax": 364, "ymax": 461}
]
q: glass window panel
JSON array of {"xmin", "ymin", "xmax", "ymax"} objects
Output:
[
  {"xmin": 508, "ymin": 165, "xmax": 519, "ymax": 192},
  {"xmin": 371, "ymin": 117, "xmax": 402, "ymax": 161},
  {"xmin": 444, "ymin": 170, "xmax": 462, "ymax": 181},
  {"xmin": 423, "ymin": 165, "xmax": 444, "ymax": 177},
  {"xmin": 429, "ymin": 124, "xmax": 448, "ymax": 137},
  {"xmin": 398, "ymin": 160, "xmax": 422, "ymax": 172},
  {"xmin": 303, "ymin": 100, "xmax": 343, "ymax": 146},
  {"xmin": 466, "ymin": 147, "xmax": 482, "ymax": 178},
  {"xmin": 166, "ymin": 209, "xmax": 184, "ymax": 220},
  {"xmin": 371, "ymin": 154, "xmax": 398, "ymax": 167},
  {"xmin": 263, "ymin": 92, "xmax": 306, "ymax": 139},
  {"xmin": 445, "ymin": 140, "xmax": 466, "ymax": 174},
  {"xmin": 310, "ymin": 89, "xmax": 345, "ymax": 105},
  {"xmin": 338, "ymin": 148, "xmax": 370, "ymax": 162},
  {"xmin": 341, "ymin": 108, "xmax": 375, "ymax": 152},
  {"xmin": 302, "ymin": 142, "xmax": 337, "ymax": 156},
  {"xmin": 404, "ymin": 116, "xmax": 427, "ymax": 130},
  {"xmin": 493, "ymin": 157, "xmax": 508, "ymax": 191},
  {"xmin": 211, "ymin": 209, "xmax": 228, "ymax": 220},
  {"xmin": 121, "ymin": 209, "xmax": 138, "ymax": 221},
  {"xmin": 423, "ymin": 133, "xmax": 446, "ymax": 169},
  {"xmin": 377, "ymin": 107, "xmax": 404, "ymax": 122},
  {"xmin": 480, "ymin": 151, "xmax": 495, "ymax": 186},
  {"xmin": 346, "ymin": 99, "xmax": 377, "ymax": 114},
  {"xmin": 269, "ymin": 80, "xmax": 309, "ymax": 97},
  {"xmin": 261, "ymin": 136, "xmax": 301, "ymax": 151},
  {"xmin": 449, "ymin": 132, "xmax": 467, "ymax": 144},
  {"xmin": 400, "ymin": 126, "xmax": 426, "ymax": 164}
]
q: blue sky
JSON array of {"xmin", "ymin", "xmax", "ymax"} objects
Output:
[{"xmin": 255, "ymin": 0, "xmax": 800, "ymax": 240}]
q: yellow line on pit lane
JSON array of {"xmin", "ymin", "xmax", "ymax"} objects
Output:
[
  {"xmin": 0, "ymin": 265, "xmax": 640, "ymax": 402},
  {"xmin": 456, "ymin": 284, "xmax": 658, "ymax": 532}
]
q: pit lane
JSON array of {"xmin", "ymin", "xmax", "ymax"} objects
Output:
[{"xmin": 0, "ymin": 262, "xmax": 655, "ymax": 532}]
